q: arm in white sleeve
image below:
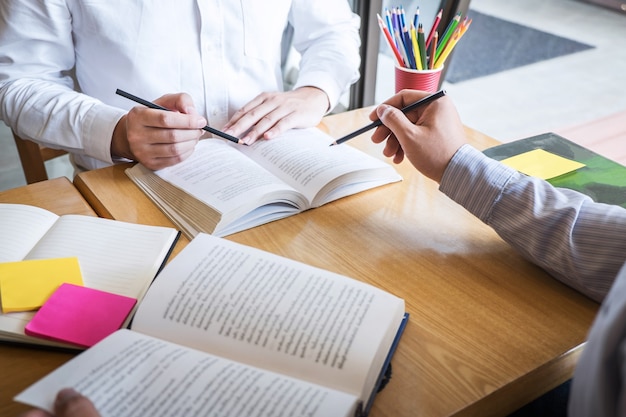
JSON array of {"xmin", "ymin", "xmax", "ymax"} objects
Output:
[
  {"xmin": 288, "ymin": 0, "xmax": 361, "ymax": 110},
  {"xmin": 440, "ymin": 144, "xmax": 626, "ymax": 302},
  {"xmin": 0, "ymin": 0, "xmax": 124, "ymax": 165}
]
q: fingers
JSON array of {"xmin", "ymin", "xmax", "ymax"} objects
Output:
[
  {"xmin": 368, "ymin": 89, "xmax": 433, "ymax": 123},
  {"xmin": 153, "ymin": 93, "xmax": 201, "ymax": 116},
  {"xmin": 53, "ymin": 389, "xmax": 100, "ymax": 417},
  {"xmin": 224, "ymin": 93, "xmax": 292, "ymax": 144},
  {"xmin": 224, "ymin": 88, "xmax": 328, "ymax": 145},
  {"xmin": 370, "ymin": 90, "xmax": 467, "ymax": 182},
  {"xmin": 117, "ymin": 93, "xmax": 207, "ymax": 170}
]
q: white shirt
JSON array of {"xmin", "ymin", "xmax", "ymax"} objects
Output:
[
  {"xmin": 442, "ymin": 144, "xmax": 626, "ymax": 417},
  {"xmin": 0, "ymin": 0, "xmax": 360, "ymax": 170}
]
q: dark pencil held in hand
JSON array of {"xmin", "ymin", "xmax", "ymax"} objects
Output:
[
  {"xmin": 330, "ymin": 89, "xmax": 446, "ymax": 146},
  {"xmin": 115, "ymin": 89, "xmax": 244, "ymax": 145}
]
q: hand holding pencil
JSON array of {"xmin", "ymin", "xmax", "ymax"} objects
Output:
[
  {"xmin": 369, "ymin": 89, "xmax": 467, "ymax": 183},
  {"xmin": 112, "ymin": 90, "xmax": 219, "ymax": 171},
  {"xmin": 331, "ymin": 90, "xmax": 446, "ymax": 145}
]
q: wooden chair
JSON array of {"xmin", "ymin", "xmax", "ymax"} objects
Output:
[{"xmin": 12, "ymin": 131, "xmax": 68, "ymax": 184}]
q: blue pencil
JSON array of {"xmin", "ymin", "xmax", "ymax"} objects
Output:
[
  {"xmin": 385, "ymin": 8, "xmax": 394, "ymax": 36},
  {"xmin": 399, "ymin": 5, "xmax": 407, "ymax": 30},
  {"xmin": 402, "ymin": 26, "xmax": 416, "ymax": 69}
]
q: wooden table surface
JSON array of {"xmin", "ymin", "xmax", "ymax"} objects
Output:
[{"xmin": 1, "ymin": 109, "xmax": 599, "ymax": 417}]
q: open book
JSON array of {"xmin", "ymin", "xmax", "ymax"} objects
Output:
[
  {"xmin": 126, "ymin": 127, "xmax": 402, "ymax": 238},
  {"xmin": 16, "ymin": 233, "xmax": 407, "ymax": 417},
  {"xmin": 0, "ymin": 203, "xmax": 180, "ymax": 348}
]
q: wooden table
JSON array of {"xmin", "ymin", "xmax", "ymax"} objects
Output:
[
  {"xmin": 0, "ymin": 178, "xmax": 95, "ymax": 417},
  {"xmin": 1, "ymin": 110, "xmax": 599, "ymax": 417}
]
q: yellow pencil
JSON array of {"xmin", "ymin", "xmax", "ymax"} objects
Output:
[
  {"xmin": 410, "ymin": 24, "xmax": 422, "ymax": 70},
  {"xmin": 434, "ymin": 29, "xmax": 460, "ymax": 68},
  {"xmin": 433, "ymin": 15, "xmax": 472, "ymax": 69}
]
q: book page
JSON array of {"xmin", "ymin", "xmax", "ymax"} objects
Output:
[
  {"xmin": 0, "ymin": 215, "xmax": 178, "ymax": 345},
  {"xmin": 0, "ymin": 204, "xmax": 58, "ymax": 262},
  {"xmin": 237, "ymin": 128, "xmax": 401, "ymax": 205},
  {"xmin": 153, "ymin": 139, "xmax": 309, "ymax": 217},
  {"xmin": 26, "ymin": 215, "xmax": 177, "ymax": 297},
  {"xmin": 15, "ymin": 329, "xmax": 358, "ymax": 417},
  {"xmin": 132, "ymin": 233, "xmax": 405, "ymax": 403}
]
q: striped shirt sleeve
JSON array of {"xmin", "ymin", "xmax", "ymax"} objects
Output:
[{"xmin": 439, "ymin": 144, "xmax": 626, "ymax": 303}]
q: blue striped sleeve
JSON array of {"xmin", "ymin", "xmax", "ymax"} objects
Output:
[{"xmin": 440, "ymin": 144, "xmax": 626, "ymax": 302}]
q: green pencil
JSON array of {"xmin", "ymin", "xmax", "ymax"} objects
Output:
[
  {"xmin": 417, "ymin": 23, "xmax": 427, "ymax": 71},
  {"xmin": 435, "ymin": 12, "xmax": 461, "ymax": 62}
]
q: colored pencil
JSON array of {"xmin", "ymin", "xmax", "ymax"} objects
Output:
[
  {"xmin": 402, "ymin": 25, "xmax": 416, "ymax": 69},
  {"xmin": 435, "ymin": 12, "xmax": 461, "ymax": 61},
  {"xmin": 384, "ymin": 8, "xmax": 394, "ymax": 37},
  {"xmin": 394, "ymin": 29, "xmax": 410, "ymax": 68},
  {"xmin": 417, "ymin": 23, "xmax": 427, "ymax": 71},
  {"xmin": 428, "ymin": 31, "xmax": 438, "ymax": 69},
  {"xmin": 433, "ymin": 17, "xmax": 471, "ymax": 68},
  {"xmin": 425, "ymin": 9, "xmax": 442, "ymax": 49},
  {"xmin": 377, "ymin": 14, "xmax": 404, "ymax": 67},
  {"xmin": 410, "ymin": 24, "xmax": 422, "ymax": 70},
  {"xmin": 399, "ymin": 6, "xmax": 407, "ymax": 31},
  {"xmin": 412, "ymin": 6, "xmax": 420, "ymax": 29},
  {"xmin": 434, "ymin": 29, "xmax": 460, "ymax": 68}
]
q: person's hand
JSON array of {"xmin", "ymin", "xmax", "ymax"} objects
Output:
[
  {"xmin": 222, "ymin": 86, "xmax": 329, "ymax": 145},
  {"xmin": 18, "ymin": 388, "xmax": 100, "ymax": 417},
  {"xmin": 369, "ymin": 90, "xmax": 467, "ymax": 183},
  {"xmin": 112, "ymin": 93, "xmax": 207, "ymax": 170}
]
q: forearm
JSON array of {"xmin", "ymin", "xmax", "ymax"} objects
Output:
[
  {"xmin": 0, "ymin": 78, "xmax": 124, "ymax": 164},
  {"xmin": 441, "ymin": 145, "xmax": 626, "ymax": 302},
  {"xmin": 290, "ymin": 0, "xmax": 360, "ymax": 110}
]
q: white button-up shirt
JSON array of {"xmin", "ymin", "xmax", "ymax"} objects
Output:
[{"xmin": 0, "ymin": 0, "xmax": 360, "ymax": 170}]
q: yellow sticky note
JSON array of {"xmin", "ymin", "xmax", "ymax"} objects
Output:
[
  {"xmin": 501, "ymin": 149, "xmax": 586, "ymax": 180},
  {"xmin": 0, "ymin": 257, "xmax": 84, "ymax": 313}
]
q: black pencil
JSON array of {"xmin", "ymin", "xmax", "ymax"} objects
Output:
[
  {"xmin": 330, "ymin": 89, "xmax": 446, "ymax": 146},
  {"xmin": 115, "ymin": 89, "xmax": 242, "ymax": 145}
]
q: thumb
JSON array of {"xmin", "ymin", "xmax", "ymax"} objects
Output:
[
  {"xmin": 54, "ymin": 389, "xmax": 100, "ymax": 417},
  {"xmin": 376, "ymin": 104, "xmax": 413, "ymax": 136}
]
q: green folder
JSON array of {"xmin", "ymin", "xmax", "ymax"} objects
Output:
[{"xmin": 483, "ymin": 132, "xmax": 626, "ymax": 208}]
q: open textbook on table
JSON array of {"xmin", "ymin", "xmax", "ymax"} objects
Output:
[
  {"xmin": 16, "ymin": 233, "xmax": 408, "ymax": 417},
  {"xmin": 126, "ymin": 127, "xmax": 402, "ymax": 238}
]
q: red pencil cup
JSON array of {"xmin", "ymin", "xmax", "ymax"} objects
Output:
[{"xmin": 394, "ymin": 65, "xmax": 443, "ymax": 93}]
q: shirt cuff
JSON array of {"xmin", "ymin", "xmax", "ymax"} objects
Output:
[
  {"xmin": 439, "ymin": 144, "xmax": 520, "ymax": 223},
  {"xmin": 293, "ymin": 71, "xmax": 344, "ymax": 113},
  {"xmin": 82, "ymin": 103, "xmax": 126, "ymax": 165}
]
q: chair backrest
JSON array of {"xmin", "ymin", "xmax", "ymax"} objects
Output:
[{"xmin": 12, "ymin": 131, "xmax": 68, "ymax": 184}]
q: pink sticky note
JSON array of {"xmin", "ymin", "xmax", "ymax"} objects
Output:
[{"xmin": 25, "ymin": 283, "xmax": 137, "ymax": 348}]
